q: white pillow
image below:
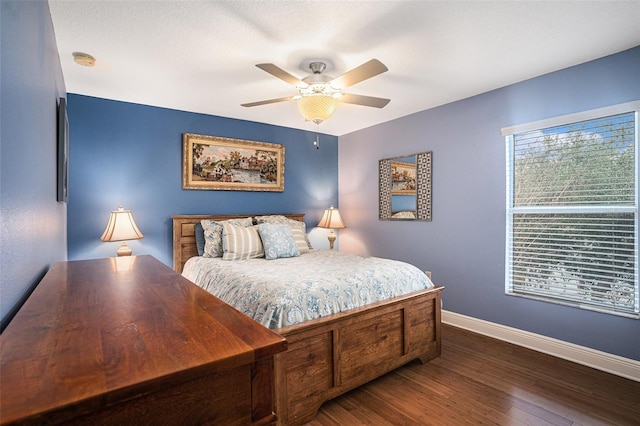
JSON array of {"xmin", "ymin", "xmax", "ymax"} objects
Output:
[{"xmin": 222, "ymin": 223, "xmax": 264, "ymax": 260}]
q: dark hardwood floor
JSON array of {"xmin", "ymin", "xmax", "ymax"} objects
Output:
[{"xmin": 305, "ymin": 324, "xmax": 640, "ymax": 426}]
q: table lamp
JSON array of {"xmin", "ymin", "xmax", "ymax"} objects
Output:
[
  {"xmin": 317, "ymin": 205, "xmax": 346, "ymax": 250},
  {"xmin": 100, "ymin": 205, "xmax": 144, "ymax": 256}
]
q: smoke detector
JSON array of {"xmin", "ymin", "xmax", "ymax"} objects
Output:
[{"xmin": 72, "ymin": 52, "xmax": 96, "ymax": 67}]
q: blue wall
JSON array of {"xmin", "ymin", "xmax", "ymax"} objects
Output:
[
  {"xmin": 66, "ymin": 95, "xmax": 339, "ymax": 266},
  {"xmin": 339, "ymin": 46, "xmax": 640, "ymax": 360},
  {"xmin": 0, "ymin": 0, "xmax": 67, "ymax": 328}
]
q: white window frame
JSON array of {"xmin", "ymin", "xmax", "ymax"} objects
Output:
[{"xmin": 502, "ymin": 101, "xmax": 639, "ymax": 319}]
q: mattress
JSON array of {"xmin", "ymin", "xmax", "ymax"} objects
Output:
[{"xmin": 182, "ymin": 250, "xmax": 433, "ymax": 329}]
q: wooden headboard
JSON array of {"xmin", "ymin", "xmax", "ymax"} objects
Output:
[{"xmin": 171, "ymin": 213, "xmax": 305, "ymax": 273}]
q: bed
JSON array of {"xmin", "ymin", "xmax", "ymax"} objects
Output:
[{"xmin": 172, "ymin": 213, "xmax": 443, "ymax": 425}]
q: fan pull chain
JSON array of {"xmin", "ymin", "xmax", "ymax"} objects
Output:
[{"xmin": 314, "ymin": 122, "xmax": 320, "ymax": 149}]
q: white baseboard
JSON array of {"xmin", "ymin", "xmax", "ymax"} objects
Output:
[{"xmin": 442, "ymin": 310, "xmax": 640, "ymax": 382}]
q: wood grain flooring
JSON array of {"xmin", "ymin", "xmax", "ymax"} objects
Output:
[{"xmin": 304, "ymin": 324, "xmax": 640, "ymax": 426}]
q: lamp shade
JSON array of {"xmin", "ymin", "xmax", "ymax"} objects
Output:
[
  {"xmin": 317, "ymin": 205, "xmax": 346, "ymax": 229},
  {"xmin": 297, "ymin": 95, "xmax": 339, "ymax": 123},
  {"xmin": 100, "ymin": 206, "xmax": 144, "ymax": 242}
]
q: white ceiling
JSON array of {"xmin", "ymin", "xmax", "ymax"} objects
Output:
[{"xmin": 48, "ymin": 1, "xmax": 640, "ymax": 136}]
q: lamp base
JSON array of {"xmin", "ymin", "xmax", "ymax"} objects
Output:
[
  {"xmin": 327, "ymin": 230, "xmax": 336, "ymax": 251},
  {"xmin": 116, "ymin": 241, "xmax": 132, "ymax": 257}
]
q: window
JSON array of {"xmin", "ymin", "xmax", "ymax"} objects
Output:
[{"xmin": 503, "ymin": 101, "xmax": 639, "ymax": 318}]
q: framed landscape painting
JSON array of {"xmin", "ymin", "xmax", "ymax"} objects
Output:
[{"xmin": 182, "ymin": 133, "xmax": 285, "ymax": 192}]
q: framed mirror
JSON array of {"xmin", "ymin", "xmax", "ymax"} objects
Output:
[{"xmin": 379, "ymin": 151, "xmax": 432, "ymax": 221}]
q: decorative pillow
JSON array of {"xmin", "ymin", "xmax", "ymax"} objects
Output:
[
  {"xmin": 257, "ymin": 223, "xmax": 300, "ymax": 260},
  {"xmin": 201, "ymin": 217, "xmax": 253, "ymax": 258},
  {"xmin": 291, "ymin": 228, "xmax": 310, "ymax": 254},
  {"xmin": 195, "ymin": 222, "xmax": 205, "ymax": 256},
  {"xmin": 255, "ymin": 215, "xmax": 313, "ymax": 249},
  {"xmin": 222, "ymin": 223, "xmax": 264, "ymax": 260}
]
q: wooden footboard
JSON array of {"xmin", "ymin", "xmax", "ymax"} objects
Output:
[
  {"xmin": 171, "ymin": 214, "xmax": 443, "ymax": 425},
  {"xmin": 273, "ymin": 286, "xmax": 442, "ymax": 425}
]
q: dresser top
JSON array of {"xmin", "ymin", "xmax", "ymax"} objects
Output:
[{"xmin": 0, "ymin": 255, "xmax": 287, "ymax": 424}]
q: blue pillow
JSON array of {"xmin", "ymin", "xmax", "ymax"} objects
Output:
[
  {"xmin": 195, "ymin": 222, "xmax": 205, "ymax": 256},
  {"xmin": 257, "ymin": 223, "xmax": 300, "ymax": 260}
]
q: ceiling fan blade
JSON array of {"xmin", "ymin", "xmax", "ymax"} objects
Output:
[
  {"xmin": 331, "ymin": 59, "xmax": 388, "ymax": 89},
  {"xmin": 241, "ymin": 96, "xmax": 295, "ymax": 107},
  {"xmin": 255, "ymin": 63, "xmax": 306, "ymax": 87},
  {"xmin": 340, "ymin": 93, "xmax": 390, "ymax": 108}
]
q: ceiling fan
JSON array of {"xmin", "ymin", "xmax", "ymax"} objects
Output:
[{"xmin": 241, "ymin": 59, "xmax": 390, "ymax": 124}]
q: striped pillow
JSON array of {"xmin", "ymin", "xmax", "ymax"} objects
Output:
[
  {"xmin": 201, "ymin": 217, "xmax": 253, "ymax": 258},
  {"xmin": 222, "ymin": 223, "xmax": 264, "ymax": 260},
  {"xmin": 291, "ymin": 228, "xmax": 310, "ymax": 254}
]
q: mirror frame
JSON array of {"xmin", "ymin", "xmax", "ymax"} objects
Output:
[{"xmin": 379, "ymin": 151, "xmax": 432, "ymax": 221}]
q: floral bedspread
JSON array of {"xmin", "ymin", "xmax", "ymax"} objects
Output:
[{"xmin": 182, "ymin": 250, "xmax": 434, "ymax": 329}]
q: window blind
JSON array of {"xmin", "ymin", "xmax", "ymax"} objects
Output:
[{"xmin": 504, "ymin": 102, "xmax": 639, "ymax": 318}]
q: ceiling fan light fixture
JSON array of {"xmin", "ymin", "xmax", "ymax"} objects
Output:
[
  {"xmin": 297, "ymin": 94, "xmax": 339, "ymax": 124},
  {"xmin": 242, "ymin": 58, "xmax": 389, "ymax": 125}
]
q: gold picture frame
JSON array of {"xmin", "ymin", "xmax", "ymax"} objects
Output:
[
  {"xmin": 182, "ymin": 133, "xmax": 284, "ymax": 192},
  {"xmin": 391, "ymin": 160, "xmax": 417, "ymax": 195}
]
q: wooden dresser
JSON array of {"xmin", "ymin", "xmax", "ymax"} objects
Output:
[{"xmin": 0, "ymin": 255, "xmax": 287, "ymax": 425}]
